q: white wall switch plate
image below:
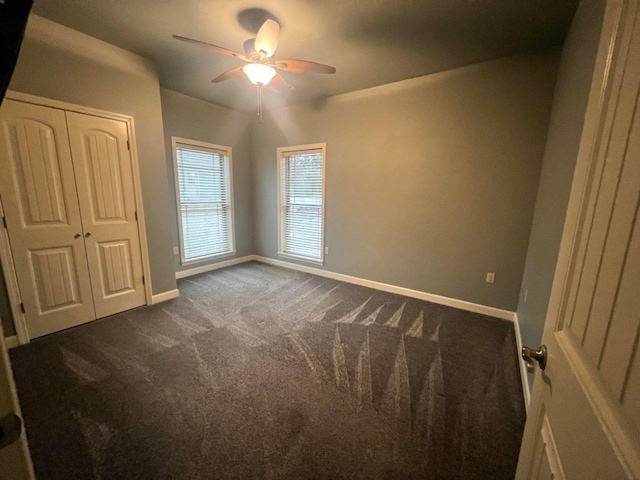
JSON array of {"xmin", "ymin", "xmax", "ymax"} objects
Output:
[
  {"xmin": 173, "ymin": 246, "xmax": 179, "ymax": 255},
  {"xmin": 486, "ymin": 272, "xmax": 495, "ymax": 284}
]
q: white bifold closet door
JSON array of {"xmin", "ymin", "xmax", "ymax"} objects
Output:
[
  {"xmin": 0, "ymin": 100, "xmax": 145, "ymax": 339},
  {"xmin": 65, "ymin": 111, "xmax": 145, "ymax": 319}
]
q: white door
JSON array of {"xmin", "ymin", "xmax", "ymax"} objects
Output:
[
  {"xmin": 66, "ymin": 112, "xmax": 146, "ymax": 318},
  {"xmin": 516, "ymin": 2, "xmax": 640, "ymax": 478},
  {"xmin": 0, "ymin": 330, "xmax": 34, "ymax": 480},
  {"xmin": 0, "ymin": 100, "xmax": 96, "ymax": 338}
]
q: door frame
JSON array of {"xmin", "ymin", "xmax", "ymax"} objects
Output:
[
  {"xmin": 0, "ymin": 91, "xmax": 154, "ymax": 345},
  {"xmin": 0, "ymin": 326, "xmax": 35, "ymax": 479}
]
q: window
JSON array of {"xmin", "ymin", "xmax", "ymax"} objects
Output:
[
  {"xmin": 277, "ymin": 143, "xmax": 326, "ymax": 263},
  {"xmin": 172, "ymin": 137, "xmax": 235, "ymax": 264}
]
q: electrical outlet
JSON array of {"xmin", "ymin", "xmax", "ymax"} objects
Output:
[
  {"xmin": 486, "ymin": 272, "xmax": 495, "ymax": 284},
  {"xmin": 324, "ymin": 246, "xmax": 329, "ymax": 255},
  {"xmin": 173, "ymin": 246, "xmax": 179, "ymax": 255},
  {"xmin": 524, "ymin": 289, "xmax": 528, "ymax": 303}
]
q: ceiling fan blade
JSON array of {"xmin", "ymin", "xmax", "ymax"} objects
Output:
[
  {"xmin": 173, "ymin": 35, "xmax": 248, "ymax": 61},
  {"xmin": 266, "ymin": 73, "xmax": 293, "ymax": 95},
  {"xmin": 211, "ymin": 66, "xmax": 245, "ymax": 83},
  {"xmin": 243, "ymin": 38, "xmax": 257, "ymax": 58},
  {"xmin": 255, "ymin": 19, "xmax": 279, "ymax": 58},
  {"xmin": 274, "ymin": 59, "xmax": 336, "ymax": 74}
]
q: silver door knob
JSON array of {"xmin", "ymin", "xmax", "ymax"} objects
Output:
[
  {"xmin": 522, "ymin": 345, "xmax": 547, "ymax": 370},
  {"xmin": 84, "ymin": 232, "xmax": 92, "ymax": 238},
  {"xmin": 74, "ymin": 233, "xmax": 81, "ymax": 239}
]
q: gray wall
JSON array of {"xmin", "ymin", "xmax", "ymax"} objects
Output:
[
  {"xmin": 253, "ymin": 50, "xmax": 559, "ymax": 311},
  {"xmin": 160, "ymin": 88, "xmax": 254, "ymax": 272},
  {"xmin": 517, "ymin": 0, "xmax": 605, "ymax": 388},
  {"xmin": 1, "ymin": 16, "xmax": 176, "ymax": 335}
]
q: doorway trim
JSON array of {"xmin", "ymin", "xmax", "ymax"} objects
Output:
[{"xmin": 0, "ymin": 91, "xmax": 153, "ymax": 344}]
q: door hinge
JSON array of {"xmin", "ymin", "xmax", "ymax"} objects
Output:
[
  {"xmin": 142, "ymin": 275, "xmax": 145, "ymax": 285},
  {"xmin": 20, "ymin": 303, "xmax": 25, "ymax": 314},
  {"xmin": 134, "ymin": 211, "xmax": 138, "ymax": 222},
  {"xmin": 1, "ymin": 216, "xmax": 6, "ymax": 229},
  {"xmin": 127, "ymin": 139, "xmax": 130, "ymax": 150}
]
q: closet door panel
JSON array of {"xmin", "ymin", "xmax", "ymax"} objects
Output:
[
  {"xmin": 66, "ymin": 112, "xmax": 145, "ymax": 318},
  {"xmin": 0, "ymin": 100, "xmax": 95, "ymax": 338}
]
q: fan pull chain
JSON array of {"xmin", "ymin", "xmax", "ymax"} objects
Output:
[{"xmin": 257, "ymin": 84, "xmax": 263, "ymax": 123}]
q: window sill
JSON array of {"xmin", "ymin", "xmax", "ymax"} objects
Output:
[
  {"xmin": 181, "ymin": 250, "xmax": 236, "ymax": 266},
  {"xmin": 278, "ymin": 251, "xmax": 324, "ymax": 266}
]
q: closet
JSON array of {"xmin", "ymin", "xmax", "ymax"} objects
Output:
[{"xmin": 0, "ymin": 99, "xmax": 146, "ymax": 338}]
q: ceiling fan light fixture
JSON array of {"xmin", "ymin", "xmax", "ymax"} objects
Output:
[
  {"xmin": 254, "ymin": 19, "xmax": 280, "ymax": 58},
  {"xmin": 243, "ymin": 63, "xmax": 276, "ymax": 86}
]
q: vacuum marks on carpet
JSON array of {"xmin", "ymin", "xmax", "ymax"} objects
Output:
[{"xmin": 10, "ymin": 262, "xmax": 525, "ymax": 479}]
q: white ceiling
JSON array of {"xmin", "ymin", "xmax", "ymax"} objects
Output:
[{"xmin": 31, "ymin": 0, "xmax": 579, "ymax": 112}]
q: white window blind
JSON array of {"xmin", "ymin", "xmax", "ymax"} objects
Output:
[
  {"xmin": 278, "ymin": 145, "xmax": 325, "ymax": 263},
  {"xmin": 174, "ymin": 140, "xmax": 234, "ymax": 263}
]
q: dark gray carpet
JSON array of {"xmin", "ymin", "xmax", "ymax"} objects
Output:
[{"xmin": 10, "ymin": 261, "xmax": 525, "ymax": 479}]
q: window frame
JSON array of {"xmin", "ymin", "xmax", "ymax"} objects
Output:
[
  {"xmin": 171, "ymin": 136, "xmax": 236, "ymax": 266},
  {"xmin": 277, "ymin": 142, "xmax": 326, "ymax": 265}
]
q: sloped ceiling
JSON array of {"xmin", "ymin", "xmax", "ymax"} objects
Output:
[{"xmin": 31, "ymin": 0, "xmax": 579, "ymax": 112}]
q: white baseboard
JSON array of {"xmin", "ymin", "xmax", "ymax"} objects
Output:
[
  {"xmin": 175, "ymin": 255, "xmax": 255, "ymax": 279},
  {"xmin": 513, "ymin": 313, "xmax": 531, "ymax": 411},
  {"xmin": 251, "ymin": 255, "xmax": 516, "ymax": 322},
  {"xmin": 151, "ymin": 289, "xmax": 180, "ymax": 305},
  {"xmin": 4, "ymin": 335, "xmax": 19, "ymax": 349}
]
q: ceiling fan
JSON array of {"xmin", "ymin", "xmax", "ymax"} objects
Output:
[{"xmin": 173, "ymin": 19, "xmax": 336, "ymax": 95}]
